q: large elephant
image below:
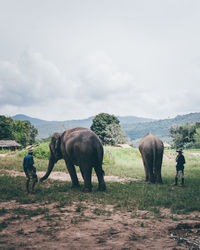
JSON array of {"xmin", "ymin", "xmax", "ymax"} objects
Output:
[
  {"xmin": 40, "ymin": 127, "xmax": 106, "ymax": 192},
  {"xmin": 139, "ymin": 132, "xmax": 164, "ymax": 183}
]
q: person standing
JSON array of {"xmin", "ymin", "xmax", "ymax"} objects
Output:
[
  {"xmin": 174, "ymin": 148, "xmax": 186, "ymax": 186},
  {"xmin": 23, "ymin": 146, "xmax": 38, "ymax": 193}
]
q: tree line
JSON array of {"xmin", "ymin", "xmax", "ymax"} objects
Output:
[
  {"xmin": 1, "ymin": 113, "xmax": 200, "ymax": 149},
  {"xmin": 169, "ymin": 122, "xmax": 200, "ymax": 149},
  {"xmin": 0, "ymin": 115, "xmax": 38, "ymax": 147}
]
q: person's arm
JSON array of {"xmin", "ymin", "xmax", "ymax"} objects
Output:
[
  {"xmin": 183, "ymin": 155, "xmax": 186, "ymax": 164},
  {"xmin": 23, "ymin": 159, "xmax": 29, "ymax": 177}
]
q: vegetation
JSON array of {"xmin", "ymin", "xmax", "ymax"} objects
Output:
[
  {"xmin": 0, "ymin": 146, "xmax": 200, "ymax": 214},
  {"xmin": 90, "ymin": 113, "xmax": 128, "ymax": 145},
  {"xmin": 0, "ymin": 115, "xmax": 38, "ymax": 147},
  {"xmin": 104, "ymin": 123, "xmax": 130, "ymax": 145},
  {"xmin": 169, "ymin": 122, "xmax": 200, "ymax": 149}
]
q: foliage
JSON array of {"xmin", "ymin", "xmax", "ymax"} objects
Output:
[
  {"xmin": 0, "ymin": 116, "xmax": 14, "ymax": 140},
  {"xmin": 90, "ymin": 113, "xmax": 121, "ymax": 144},
  {"xmin": 33, "ymin": 143, "xmax": 50, "ymax": 159},
  {"xmin": 104, "ymin": 123, "xmax": 130, "ymax": 145},
  {"xmin": 194, "ymin": 127, "xmax": 200, "ymax": 148},
  {"xmin": 169, "ymin": 122, "xmax": 200, "ymax": 149},
  {"xmin": 0, "ymin": 115, "xmax": 38, "ymax": 147},
  {"xmin": 12, "ymin": 119, "xmax": 38, "ymax": 147},
  {"xmin": 17, "ymin": 143, "xmax": 50, "ymax": 159}
]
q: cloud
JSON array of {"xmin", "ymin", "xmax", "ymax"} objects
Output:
[
  {"xmin": 0, "ymin": 48, "xmax": 200, "ymax": 121},
  {"xmin": 0, "ymin": 51, "xmax": 68, "ymax": 107},
  {"xmin": 74, "ymin": 52, "xmax": 137, "ymax": 102}
]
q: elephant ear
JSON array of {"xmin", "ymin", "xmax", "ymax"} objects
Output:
[
  {"xmin": 50, "ymin": 133, "xmax": 62, "ymax": 160},
  {"xmin": 54, "ymin": 134, "xmax": 63, "ymax": 160}
]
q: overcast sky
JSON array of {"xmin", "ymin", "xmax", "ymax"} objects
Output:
[{"xmin": 0, "ymin": 0, "xmax": 200, "ymax": 121}]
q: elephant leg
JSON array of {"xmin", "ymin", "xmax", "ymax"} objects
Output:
[
  {"xmin": 155, "ymin": 156, "xmax": 163, "ymax": 184},
  {"xmin": 149, "ymin": 164, "xmax": 155, "ymax": 183},
  {"xmin": 141, "ymin": 155, "xmax": 148, "ymax": 182},
  {"xmin": 94, "ymin": 165, "xmax": 106, "ymax": 191},
  {"xmin": 143, "ymin": 157, "xmax": 150, "ymax": 182},
  {"xmin": 156, "ymin": 168, "xmax": 162, "ymax": 184},
  {"xmin": 64, "ymin": 159, "xmax": 80, "ymax": 188},
  {"xmin": 144, "ymin": 165, "xmax": 149, "ymax": 182},
  {"xmin": 81, "ymin": 165, "xmax": 92, "ymax": 192},
  {"xmin": 80, "ymin": 168, "xmax": 85, "ymax": 180}
]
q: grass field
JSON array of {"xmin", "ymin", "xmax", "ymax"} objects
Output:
[{"xmin": 0, "ymin": 146, "xmax": 200, "ymax": 214}]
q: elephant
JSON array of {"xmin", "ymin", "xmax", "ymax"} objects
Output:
[
  {"xmin": 40, "ymin": 127, "xmax": 106, "ymax": 192},
  {"xmin": 139, "ymin": 132, "xmax": 164, "ymax": 183}
]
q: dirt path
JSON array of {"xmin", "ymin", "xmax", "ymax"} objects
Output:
[{"xmin": 1, "ymin": 170, "xmax": 139, "ymax": 183}]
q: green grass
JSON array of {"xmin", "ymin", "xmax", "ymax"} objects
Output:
[
  {"xmin": 0, "ymin": 146, "xmax": 200, "ymax": 215},
  {"xmin": 0, "ymin": 173, "xmax": 200, "ymax": 214}
]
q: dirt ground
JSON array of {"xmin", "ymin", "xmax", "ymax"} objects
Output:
[
  {"xmin": 1, "ymin": 171, "xmax": 200, "ymax": 249},
  {"xmin": 1, "ymin": 200, "xmax": 200, "ymax": 250}
]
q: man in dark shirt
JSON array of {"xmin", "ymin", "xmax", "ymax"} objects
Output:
[
  {"xmin": 174, "ymin": 148, "xmax": 186, "ymax": 186},
  {"xmin": 23, "ymin": 146, "xmax": 38, "ymax": 193}
]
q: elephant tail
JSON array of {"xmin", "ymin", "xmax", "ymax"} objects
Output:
[
  {"xmin": 152, "ymin": 141, "xmax": 158, "ymax": 181},
  {"xmin": 94, "ymin": 145, "xmax": 105, "ymax": 176}
]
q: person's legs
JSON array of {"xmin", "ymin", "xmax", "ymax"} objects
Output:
[
  {"xmin": 181, "ymin": 170, "xmax": 184, "ymax": 186},
  {"xmin": 31, "ymin": 170, "xmax": 38, "ymax": 193},
  {"xmin": 26, "ymin": 176, "xmax": 30, "ymax": 193},
  {"xmin": 174, "ymin": 171, "xmax": 178, "ymax": 186}
]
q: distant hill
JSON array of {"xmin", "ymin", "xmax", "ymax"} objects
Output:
[
  {"xmin": 12, "ymin": 114, "xmax": 51, "ymax": 125},
  {"xmin": 12, "ymin": 114, "xmax": 155, "ymax": 139},
  {"xmin": 122, "ymin": 112, "xmax": 200, "ymax": 142},
  {"xmin": 12, "ymin": 112, "xmax": 200, "ymax": 141}
]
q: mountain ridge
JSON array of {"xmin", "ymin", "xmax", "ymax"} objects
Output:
[{"xmin": 12, "ymin": 112, "xmax": 200, "ymax": 141}]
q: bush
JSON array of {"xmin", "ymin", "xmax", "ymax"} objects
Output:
[
  {"xmin": 33, "ymin": 143, "xmax": 50, "ymax": 159},
  {"xmin": 17, "ymin": 143, "xmax": 50, "ymax": 159}
]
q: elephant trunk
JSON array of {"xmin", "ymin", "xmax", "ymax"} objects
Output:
[{"xmin": 40, "ymin": 155, "xmax": 55, "ymax": 182}]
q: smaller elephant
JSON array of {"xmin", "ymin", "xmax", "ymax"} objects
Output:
[
  {"xmin": 40, "ymin": 127, "xmax": 106, "ymax": 192},
  {"xmin": 139, "ymin": 132, "xmax": 164, "ymax": 183}
]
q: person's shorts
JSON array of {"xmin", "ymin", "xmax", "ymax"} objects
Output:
[
  {"xmin": 26, "ymin": 168, "xmax": 38, "ymax": 182},
  {"xmin": 176, "ymin": 170, "xmax": 184, "ymax": 178}
]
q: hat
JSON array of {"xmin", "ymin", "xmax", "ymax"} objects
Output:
[
  {"xmin": 176, "ymin": 148, "xmax": 183, "ymax": 153},
  {"xmin": 26, "ymin": 145, "xmax": 34, "ymax": 153}
]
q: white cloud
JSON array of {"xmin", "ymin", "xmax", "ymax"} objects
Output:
[
  {"xmin": 74, "ymin": 52, "xmax": 135, "ymax": 102},
  {"xmin": 0, "ymin": 1, "xmax": 200, "ymax": 120},
  {"xmin": 0, "ymin": 51, "xmax": 69, "ymax": 107}
]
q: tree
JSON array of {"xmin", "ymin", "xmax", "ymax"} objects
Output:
[
  {"xmin": 0, "ymin": 116, "xmax": 14, "ymax": 140},
  {"xmin": 0, "ymin": 115, "xmax": 38, "ymax": 147},
  {"xmin": 169, "ymin": 123, "xmax": 196, "ymax": 149},
  {"xmin": 91, "ymin": 113, "xmax": 126, "ymax": 145},
  {"xmin": 104, "ymin": 123, "xmax": 130, "ymax": 145},
  {"xmin": 194, "ymin": 128, "xmax": 200, "ymax": 148},
  {"xmin": 12, "ymin": 120, "xmax": 38, "ymax": 147}
]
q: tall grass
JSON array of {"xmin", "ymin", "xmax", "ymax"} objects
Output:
[{"xmin": 103, "ymin": 146, "xmax": 144, "ymax": 178}]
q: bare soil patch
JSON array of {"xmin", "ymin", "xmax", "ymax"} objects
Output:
[
  {"xmin": 1, "ymin": 201, "xmax": 199, "ymax": 249},
  {"xmin": 185, "ymin": 152, "xmax": 200, "ymax": 157}
]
